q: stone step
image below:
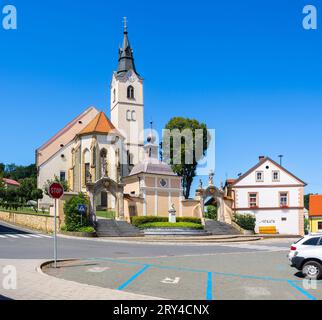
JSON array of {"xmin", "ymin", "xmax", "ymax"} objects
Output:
[
  {"xmin": 204, "ymin": 220, "xmax": 241, "ymax": 235},
  {"xmin": 95, "ymin": 219, "xmax": 143, "ymax": 237}
]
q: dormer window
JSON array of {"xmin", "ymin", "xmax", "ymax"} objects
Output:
[
  {"xmin": 272, "ymin": 170, "xmax": 280, "ymax": 182},
  {"xmin": 256, "ymin": 171, "xmax": 264, "ymax": 182},
  {"xmin": 127, "ymin": 85, "xmax": 135, "ymax": 99}
]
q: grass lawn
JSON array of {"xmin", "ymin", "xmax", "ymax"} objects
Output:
[
  {"xmin": 0, "ymin": 206, "xmax": 50, "ymax": 216},
  {"xmin": 139, "ymin": 222, "xmax": 204, "ymax": 229},
  {"xmin": 95, "ymin": 210, "xmax": 115, "ymax": 219}
]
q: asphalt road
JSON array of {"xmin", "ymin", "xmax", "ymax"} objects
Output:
[
  {"xmin": 0, "ymin": 221, "xmax": 284, "ymax": 260},
  {"xmin": 3, "ymin": 221, "xmax": 321, "ymax": 300}
]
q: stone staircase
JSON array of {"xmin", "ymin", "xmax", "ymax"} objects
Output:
[
  {"xmin": 204, "ymin": 219, "xmax": 241, "ymax": 235},
  {"xmin": 95, "ymin": 219, "xmax": 143, "ymax": 237}
]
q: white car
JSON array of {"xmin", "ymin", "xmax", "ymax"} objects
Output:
[{"xmin": 288, "ymin": 234, "xmax": 322, "ymax": 279}]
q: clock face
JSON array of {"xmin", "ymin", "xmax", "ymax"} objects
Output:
[{"xmin": 126, "ymin": 71, "xmax": 135, "ymax": 83}]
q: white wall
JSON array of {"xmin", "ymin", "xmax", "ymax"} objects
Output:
[
  {"xmin": 238, "ymin": 209, "xmax": 300, "ymax": 235},
  {"xmin": 38, "ymin": 142, "xmax": 73, "ymax": 207}
]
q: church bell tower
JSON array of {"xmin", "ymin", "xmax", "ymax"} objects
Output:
[{"xmin": 110, "ymin": 18, "xmax": 144, "ymax": 174}]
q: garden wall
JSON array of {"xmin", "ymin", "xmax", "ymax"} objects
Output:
[{"xmin": 0, "ymin": 210, "xmax": 58, "ymax": 233}]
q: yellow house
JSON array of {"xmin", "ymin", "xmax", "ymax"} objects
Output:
[{"xmin": 309, "ymin": 194, "xmax": 322, "ymax": 233}]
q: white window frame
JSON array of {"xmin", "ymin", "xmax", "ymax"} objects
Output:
[
  {"xmin": 255, "ymin": 171, "xmax": 264, "ymax": 182},
  {"xmin": 272, "ymin": 170, "xmax": 280, "ymax": 182}
]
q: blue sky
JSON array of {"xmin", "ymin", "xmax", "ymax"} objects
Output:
[{"xmin": 0, "ymin": 0, "xmax": 322, "ymax": 194}]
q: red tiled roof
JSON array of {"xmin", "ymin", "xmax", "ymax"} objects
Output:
[
  {"xmin": 309, "ymin": 195, "xmax": 322, "ymax": 217},
  {"xmin": 79, "ymin": 112, "xmax": 117, "ymax": 135},
  {"xmin": 3, "ymin": 178, "xmax": 20, "ymax": 187}
]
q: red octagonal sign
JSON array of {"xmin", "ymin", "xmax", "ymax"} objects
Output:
[{"xmin": 48, "ymin": 182, "xmax": 64, "ymax": 199}]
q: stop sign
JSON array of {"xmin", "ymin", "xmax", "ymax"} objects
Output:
[{"xmin": 48, "ymin": 182, "xmax": 64, "ymax": 199}]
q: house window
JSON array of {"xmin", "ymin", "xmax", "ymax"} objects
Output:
[
  {"xmin": 279, "ymin": 192, "xmax": 288, "ymax": 207},
  {"xmin": 127, "ymin": 86, "xmax": 135, "ymax": 99},
  {"xmin": 249, "ymin": 193, "xmax": 258, "ymax": 208},
  {"xmin": 60, "ymin": 171, "xmax": 66, "ymax": 182},
  {"xmin": 318, "ymin": 222, "xmax": 322, "ymax": 230},
  {"xmin": 272, "ymin": 170, "xmax": 280, "ymax": 182},
  {"xmin": 256, "ymin": 171, "xmax": 264, "ymax": 182}
]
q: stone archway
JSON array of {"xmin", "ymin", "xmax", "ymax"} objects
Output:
[
  {"xmin": 196, "ymin": 172, "xmax": 234, "ymax": 224},
  {"xmin": 86, "ymin": 177, "xmax": 125, "ymax": 224}
]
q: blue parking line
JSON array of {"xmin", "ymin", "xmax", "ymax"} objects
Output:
[
  {"xmin": 86, "ymin": 257, "xmax": 321, "ymax": 286},
  {"xmin": 206, "ymin": 272, "xmax": 213, "ymax": 300},
  {"xmin": 118, "ymin": 264, "xmax": 150, "ymax": 290},
  {"xmin": 288, "ymin": 280, "xmax": 317, "ymax": 301}
]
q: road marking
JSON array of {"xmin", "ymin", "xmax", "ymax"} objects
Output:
[
  {"xmin": 5, "ymin": 234, "xmax": 19, "ymax": 238},
  {"xmin": 207, "ymin": 272, "xmax": 213, "ymax": 300},
  {"xmin": 87, "ymin": 267, "xmax": 110, "ymax": 273},
  {"xmin": 161, "ymin": 277, "xmax": 180, "ymax": 284},
  {"xmin": 0, "ymin": 233, "xmax": 51, "ymax": 239},
  {"xmin": 118, "ymin": 265, "xmax": 151, "ymax": 290},
  {"xmin": 28, "ymin": 234, "xmax": 43, "ymax": 238},
  {"xmin": 288, "ymin": 280, "xmax": 317, "ymax": 300}
]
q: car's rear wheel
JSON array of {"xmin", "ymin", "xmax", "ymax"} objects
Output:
[{"xmin": 302, "ymin": 261, "xmax": 322, "ymax": 279}]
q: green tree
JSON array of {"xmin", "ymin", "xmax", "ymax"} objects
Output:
[
  {"xmin": 64, "ymin": 193, "xmax": 89, "ymax": 231},
  {"xmin": 3, "ymin": 163, "xmax": 37, "ymax": 180},
  {"xmin": 18, "ymin": 177, "xmax": 37, "ymax": 202},
  {"xmin": 304, "ymin": 193, "xmax": 312, "ymax": 210},
  {"xmin": 0, "ymin": 163, "xmax": 5, "ymax": 176},
  {"xmin": 0, "ymin": 177, "xmax": 5, "ymax": 200},
  {"xmin": 205, "ymin": 205, "xmax": 217, "ymax": 220},
  {"xmin": 162, "ymin": 117, "xmax": 210, "ymax": 199}
]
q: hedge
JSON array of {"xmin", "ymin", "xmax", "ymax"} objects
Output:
[
  {"xmin": 131, "ymin": 216, "xmax": 201, "ymax": 227},
  {"xmin": 139, "ymin": 222, "xmax": 204, "ymax": 230},
  {"xmin": 233, "ymin": 214, "xmax": 256, "ymax": 231}
]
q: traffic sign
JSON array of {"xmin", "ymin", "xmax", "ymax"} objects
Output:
[
  {"xmin": 78, "ymin": 204, "xmax": 87, "ymax": 214},
  {"xmin": 48, "ymin": 182, "xmax": 64, "ymax": 199}
]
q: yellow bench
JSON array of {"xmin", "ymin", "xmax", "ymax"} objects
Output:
[{"xmin": 259, "ymin": 226, "xmax": 277, "ymax": 234}]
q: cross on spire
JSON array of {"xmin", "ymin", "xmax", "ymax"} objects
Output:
[{"xmin": 123, "ymin": 17, "xmax": 127, "ymax": 33}]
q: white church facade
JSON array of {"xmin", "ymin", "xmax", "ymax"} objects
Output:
[{"xmin": 36, "ymin": 22, "xmax": 202, "ymax": 221}]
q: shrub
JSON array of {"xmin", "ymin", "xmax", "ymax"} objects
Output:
[
  {"xmin": 63, "ymin": 193, "xmax": 90, "ymax": 231},
  {"xmin": 139, "ymin": 222, "xmax": 204, "ymax": 229},
  {"xmin": 204, "ymin": 205, "xmax": 217, "ymax": 220},
  {"xmin": 234, "ymin": 214, "xmax": 256, "ymax": 231},
  {"xmin": 131, "ymin": 216, "xmax": 201, "ymax": 226},
  {"xmin": 176, "ymin": 217, "xmax": 201, "ymax": 224}
]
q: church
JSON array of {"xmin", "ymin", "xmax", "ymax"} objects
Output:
[{"xmin": 36, "ymin": 21, "xmax": 202, "ymax": 222}]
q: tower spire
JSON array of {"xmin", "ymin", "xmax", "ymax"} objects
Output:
[
  {"xmin": 117, "ymin": 17, "xmax": 138, "ymax": 76},
  {"xmin": 123, "ymin": 16, "xmax": 127, "ymax": 33}
]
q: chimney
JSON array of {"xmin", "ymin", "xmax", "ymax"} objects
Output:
[{"xmin": 259, "ymin": 156, "xmax": 265, "ymax": 161}]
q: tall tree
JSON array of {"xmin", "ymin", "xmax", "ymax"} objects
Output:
[{"xmin": 162, "ymin": 117, "xmax": 210, "ymax": 199}]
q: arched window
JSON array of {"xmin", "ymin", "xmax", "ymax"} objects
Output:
[
  {"xmin": 92, "ymin": 146, "xmax": 97, "ymax": 166},
  {"xmin": 113, "ymin": 89, "xmax": 116, "ymax": 103},
  {"xmin": 127, "ymin": 86, "xmax": 135, "ymax": 99},
  {"xmin": 126, "ymin": 110, "xmax": 131, "ymax": 121},
  {"xmin": 131, "ymin": 110, "xmax": 136, "ymax": 121}
]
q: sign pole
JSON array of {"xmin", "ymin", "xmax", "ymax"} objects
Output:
[
  {"xmin": 48, "ymin": 182, "xmax": 63, "ymax": 269},
  {"xmin": 54, "ymin": 198, "xmax": 58, "ymax": 268}
]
